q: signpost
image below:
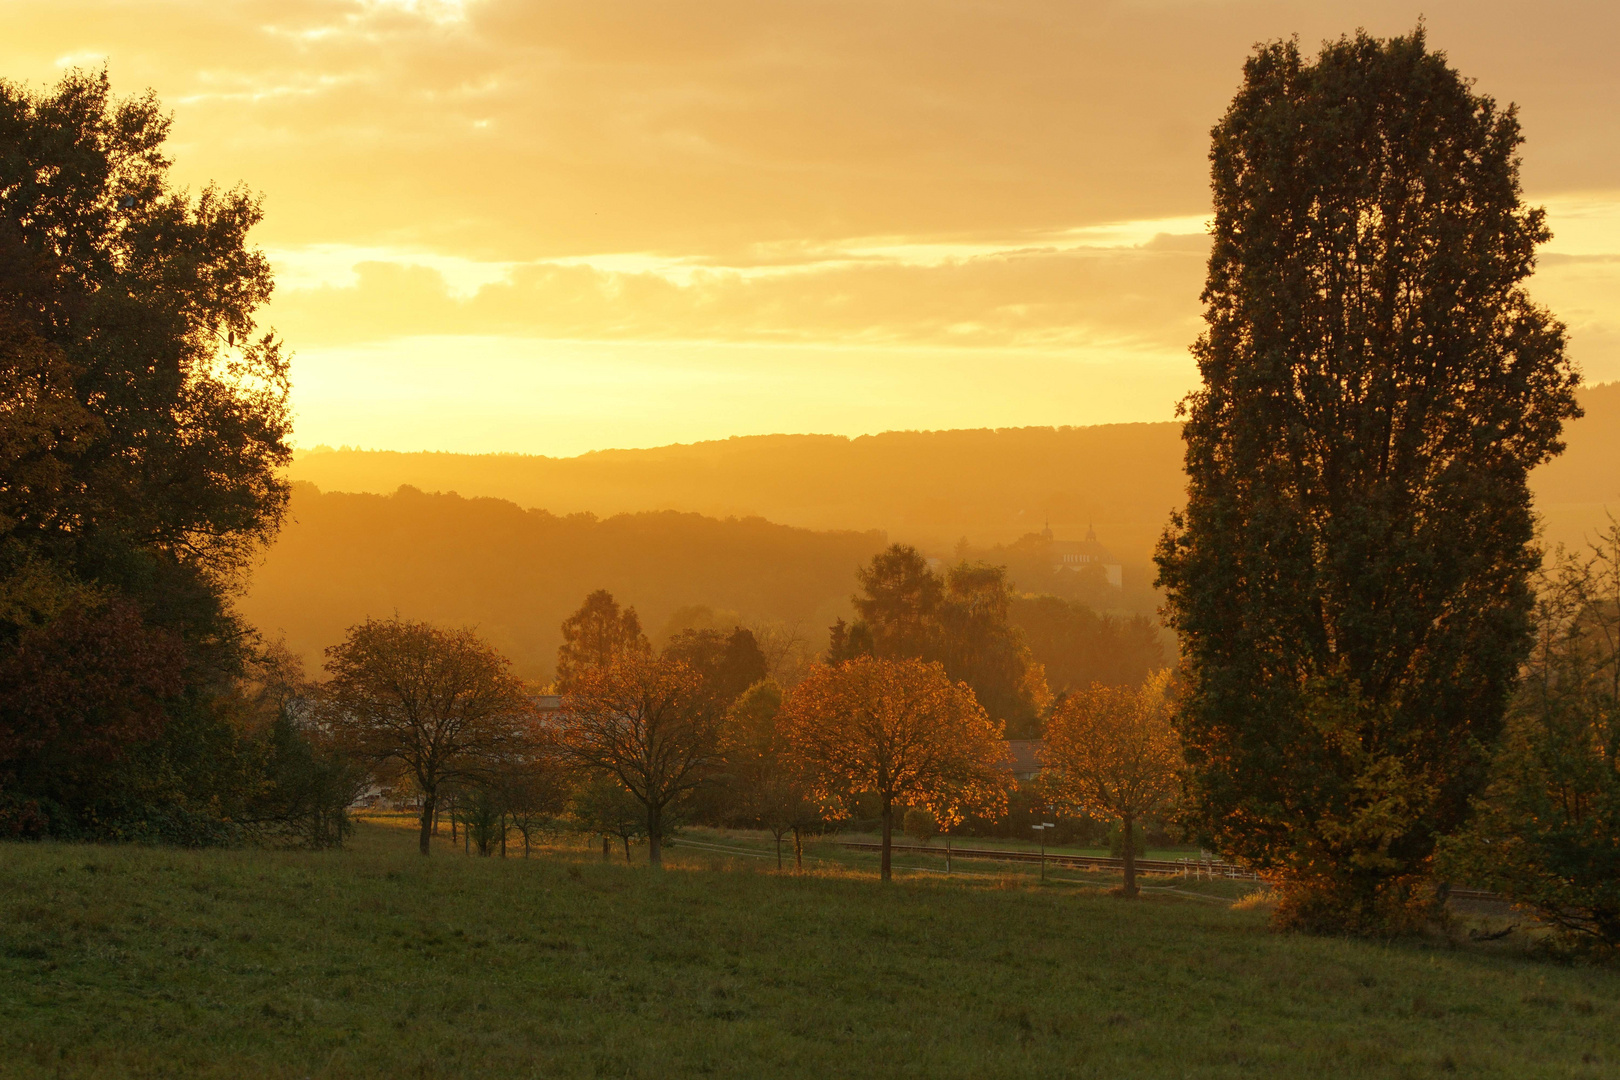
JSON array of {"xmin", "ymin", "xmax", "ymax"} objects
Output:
[{"xmin": 1032, "ymin": 822, "xmax": 1055, "ymax": 881}]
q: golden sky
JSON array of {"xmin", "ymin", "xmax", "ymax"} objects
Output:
[{"xmin": 7, "ymin": 0, "xmax": 1619, "ymax": 455}]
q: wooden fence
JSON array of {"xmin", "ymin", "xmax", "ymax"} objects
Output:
[
  {"xmin": 837, "ymin": 841, "xmax": 1258, "ymax": 880},
  {"xmin": 835, "ymin": 842, "xmax": 1505, "ymax": 900}
]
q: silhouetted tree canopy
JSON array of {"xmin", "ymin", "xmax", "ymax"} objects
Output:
[
  {"xmin": 0, "ymin": 69, "xmax": 290, "ymax": 591},
  {"xmin": 663, "ymin": 625, "xmax": 768, "ymax": 708},
  {"xmin": 836, "ymin": 545, "xmax": 1048, "ymax": 735},
  {"xmin": 0, "ymin": 70, "xmax": 296, "ymax": 841},
  {"xmin": 1154, "ymin": 28, "xmax": 1581, "ymax": 932},
  {"xmin": 555, "ymin": 589, "xmax": 651, "ymax": 691}
]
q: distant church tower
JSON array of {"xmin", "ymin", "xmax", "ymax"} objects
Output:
[{"xmin": 1046, "ymin": 522, "xmax": 1123, "ymax": 590}]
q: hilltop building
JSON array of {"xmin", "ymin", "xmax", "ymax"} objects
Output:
[{"xmin": 1042, "ymin": 522, "xmax": 1122, "ymax": 589}]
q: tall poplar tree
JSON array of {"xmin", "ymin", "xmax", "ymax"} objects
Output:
[{"xmin": 1154, "ymin": 28, "xmax": 1580, "ymax": 931}]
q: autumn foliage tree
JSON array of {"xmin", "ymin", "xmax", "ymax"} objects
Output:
[
  {"xmin": 782, "ymin": 656, "xmax": 1011, "ymax": 881},
  {"xmin": 1040, "ymin": 671, "xmax": 1181, "ymax": 897},
  {"xmin": 556, "ymin": 654, "xmax": 723, "ymax": 867},
  {"xmin": 322, "ymin": 618, "xmax": 535, "ymax": 855},
  {"xmin": 1154, "ymin": 29, "xmax": 1581, "ymax": 931}
]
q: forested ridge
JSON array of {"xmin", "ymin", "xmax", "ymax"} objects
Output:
[
  {"xmin": 241, "ymin": 484, "xmax": 1166, "ymax": 690},
  {"xmin": 290, "ymin": 382, "xmax": 1618, "ymax": 567},
  {"xmin": 242, "ymin": 484, "xmax": 888, "ymax": 681}
]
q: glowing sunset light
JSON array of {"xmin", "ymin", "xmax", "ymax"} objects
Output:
[{"xmin": 4, "ymin": 0, "xmax": 1617, "ymax": 454}]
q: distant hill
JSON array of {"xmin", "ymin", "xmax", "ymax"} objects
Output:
[
  {"xmin": 240, "ymin": 485, "xmax": 886, "ymax": 682},
  {"xmin": 254, "ymin": 384, "xmax": 1617, "ymax": 679},
  {"xmin": 288, "ymin": 381, "xmax": 1619, "ymax": 571},
  {"xmin": 289, "ymin": 423, "xmax": 1187, "ymax": 579}
]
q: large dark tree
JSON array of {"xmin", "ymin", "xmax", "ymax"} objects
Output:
[
  {"xmin": 0, "ymin": 70, "xmax": 293, "ymax": 839},
  {"xmin": 1154, "ymin": 28, "xmax": 1581, "ymax": 931},
  {"xmin": 0, "ymin": 70, "xmax": 290, "ymax": 590}
]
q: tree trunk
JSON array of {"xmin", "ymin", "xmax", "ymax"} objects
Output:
[
  {"xmin": 945, "ymin": 835, "xmax": 952, "ymax": 874},
  {"xmin": 793, "ymin": 828, "xmax": 803, "ymax": 871},
  {"xmin": 1122, "ymin": 812, "xmax": 1138, "ymax": 898},
  {"xmin": 622, "ymin": 835, "xmax": 632, "ymax": 863},
  {"xmin": 418, "ymin": 790, "xmax": 436, "ymax": 856},
  {"xmin": 450, "ymin": 814, "xmax": 458, "ymax": 843},
  {"xmin": 880, "ymin": 798, "xmax": 893, "ymax": 882},
  {"xmin": 647, "ymin": 803, "xmax": 662, "ymax": 869},
  {"xmin": 431, "ymin": 803, "xmax": 439, "ymax": 836},
  {"xmin": 775, "ymin": 832, "xmax": 783, "ymax": 871},
  {"xmin": 602, "ymin": 834, "xmax": 611, "ymax": 861},
  {"xmin": 500, "ymin": 814, "xmax": 508, "ymax": 858}
]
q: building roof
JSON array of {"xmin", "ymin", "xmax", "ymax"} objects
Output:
[
  {"xmin": 1042, "ymin": 523, "xmax": 1117, "ymax": 565},
  {"xmin": 1004, "ymin": 739, "xmax": 1042, "ymax": 776}
]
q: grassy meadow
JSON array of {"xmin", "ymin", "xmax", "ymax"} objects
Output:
[{"xmin": 1, "ymin": 821, "xmax": 1616, "ymax": 1080}]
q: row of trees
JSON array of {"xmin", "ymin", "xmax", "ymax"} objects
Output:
[
  {"xmin": 318, "ymin": 605, "xmax": 1013, "ymax": 881},
  {"xmin": 317, "ymin": 585, "xmax": 1184, "ymax": 890}
]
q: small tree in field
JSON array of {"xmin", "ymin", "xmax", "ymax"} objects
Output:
[
  {"xmin": 724, "ymin": 680, "xmax": 824, "ymax": 870},
  {"xmin": 782, "ymin": 656, "xmax": 1010, "ymax": 882},
  {"xmin": 497, "ymin": 752, "xmax": 571, "ymax": 858},
  {"xmin": 322, "ymin": 618, "xmax": 533, "ymax": 855},
  {"xmin": 1442, "ymin": 523, "xmax": 1620, "ymax": 953},
  {"xmin": 1041, "ymin": 671, "xmax": 1180, "ymax": 897},
  {"xmin": 557, "ymin": 655, "xmax": 722, "ymax": 868},
  {"xmin": 572, "ymin": 774, "xmax": 650, "ymax": 863}
]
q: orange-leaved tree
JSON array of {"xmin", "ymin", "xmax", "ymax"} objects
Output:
[
  {"xmin": 782, "ymin": 656, "xmax": 1011, "ymax": 881},
  {"xmin": 322, "ymin": 617, "xmax": 536, "ymax": 855},
  {"xmin": 1040, "ymin": 670, "xmax": 1180, "ymax": 896},
  {"xmin": 556, "ymin": 654, "xmax": 723, "ymax": 867}
]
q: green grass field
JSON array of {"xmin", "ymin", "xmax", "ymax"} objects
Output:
[{"xmin": 2, "ymin": 822, "xmax": 1615, "ymax": 1079}]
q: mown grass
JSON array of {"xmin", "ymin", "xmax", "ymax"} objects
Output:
[{"xmin": 1, "ymin": 822, "xmax": 1615, "ymax": 1079}]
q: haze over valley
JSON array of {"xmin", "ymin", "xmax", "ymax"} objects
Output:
[{"xmin": 252, "ymin": 383, "xmax": 1620, "ymax": 681}]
